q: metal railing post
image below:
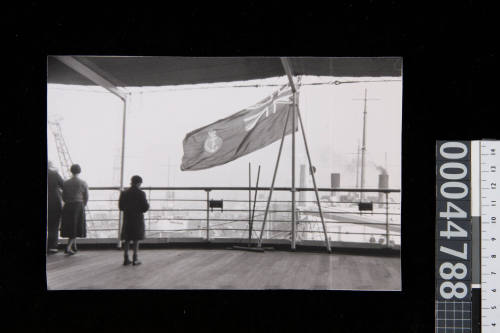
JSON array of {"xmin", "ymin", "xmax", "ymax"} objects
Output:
[
  {"xmin": 206, "ymin": 189, "xmax": 211, "ymax": 241},
  {"xmin": 118, "ymin": 200, "xmax": 123, "ymax": 248},
  {"xmin": 148, "ymin": 188, "xmax": 151, "ymax": 235},
  {"xmin": 295, "ymin": 208, "xmax": 300, "ymax": 242},
  {"xmin": 385, "ymin": 191, "xmax": 390, "ymax": 247}
]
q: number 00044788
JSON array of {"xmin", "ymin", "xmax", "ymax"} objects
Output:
[{"xmin": 437, "ymin": 141, "xmax": 471, "ymax": 300}]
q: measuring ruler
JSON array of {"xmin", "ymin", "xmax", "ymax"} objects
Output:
[
  {"xmin": 479, "ymin": 140, "xmax": 500, "ymax": 332},
  {"xmin": 435, "ymin": 140, "xmax": 499, "ymax": 332}
]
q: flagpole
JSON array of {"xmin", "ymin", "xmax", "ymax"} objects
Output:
[{"xmin": 257, "ymin": 107, "xmax": 291, "ymax": 248}]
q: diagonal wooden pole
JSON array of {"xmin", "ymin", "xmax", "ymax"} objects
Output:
[
  {"xmin": 249, "ymin": 165, "xmax": 261, "ymax": 246},
  {"xmin": 257, "ymin": 107, "xmax": 291, "ymax": 248},
  {"xmin": 296, "ymin": 105, "xmax": 332, "ymax": 253}
]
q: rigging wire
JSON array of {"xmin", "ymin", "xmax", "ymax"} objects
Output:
[{"xmin": 47, "ymin": 78, "xmax": 402, "ymax": 94}]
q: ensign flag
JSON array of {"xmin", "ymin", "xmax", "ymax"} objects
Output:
[{"xmin": 181, "ymin": 85, "xmax": 298, "ymax": 171}]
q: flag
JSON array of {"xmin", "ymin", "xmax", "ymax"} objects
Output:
[{"xmin": 181, "ymin": 85, "xmax": 298, "ymax": 171}]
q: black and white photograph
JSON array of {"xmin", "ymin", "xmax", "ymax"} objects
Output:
[
  {"xmin": 46, "ymin": 56, "xmax": 402, "ymax": 290},
  {"xmin": 6, "ymin": 2, "xmax": 500, "ymax": 332}
]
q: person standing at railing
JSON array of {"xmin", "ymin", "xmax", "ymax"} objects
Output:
[
  {"xmin": 47, "ymin": 161, "xmax": 64, "ymax": 254},
  {"xmin": 61, "ymin": 164, "xmax": 88, "ymax": 255},
  {"xmin": 119, "ymin": 175, "xmax": 149, "ymax": 266}
]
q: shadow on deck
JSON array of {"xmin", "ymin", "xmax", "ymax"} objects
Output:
[{"xmin": 46, "ymin": 247, "xmax": 401, "ymax": 290}]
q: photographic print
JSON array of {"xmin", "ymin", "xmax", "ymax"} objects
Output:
[{"xmin": 46, "ymin": 56, "xmax": 402, "ymax": 290}]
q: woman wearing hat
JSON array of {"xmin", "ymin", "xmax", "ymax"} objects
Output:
[
  {"xmin": 119, "ymin": 175, "xmax": 149, "ymax": 265},
  {"xmin": 61, "ymin": 164, "xmax": 89, "ymax": 255}
]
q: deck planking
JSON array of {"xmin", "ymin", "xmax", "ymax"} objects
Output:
[{"xmin": 46, "ymin": 249, "xmax": 401, "ymax": 290}]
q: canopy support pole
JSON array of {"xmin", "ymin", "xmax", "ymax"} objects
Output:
[
  {"xmin": 281, "ymin": 57, "xmax": 330, "ymax": 253},
  {"xmin": 280, "ymin": 58, "xmax": 296, "ymax": 93},
  {"xmin": 53, "ymin": 56, "xmax": 129, "ymax": 248},
  {"xmin": 116, "ymin": 94, "xmax": 129, "ymax": 248},
  {"xmin": 53, "ymin": 56, "xmax": 127, "ymax": 101},
  {"xmin": 281, "ymin": 57, "xmax": 297, "ymax": 250}
]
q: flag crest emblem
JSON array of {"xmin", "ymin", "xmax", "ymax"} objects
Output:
[{"xmin": 204, "ymin": 130, "xmax": 223, "ymax": 154}]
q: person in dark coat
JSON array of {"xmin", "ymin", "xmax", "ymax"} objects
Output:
[
  {"xmin": 61, "ymin": 164, "xmax": 88, "ymax": 255},
  {"xmin": 47, "ymin": 161, "xmax": 64, "ymax": 254},
  {"xmin": 119, "ymin": 175, "xmax": 149, "ymax": 265}
]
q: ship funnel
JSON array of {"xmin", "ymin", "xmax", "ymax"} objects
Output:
[
  {"xmin": 331, "ymin": 173, "xmax": 340, "ymax": 188},
  {"xmin": 378, "ymin": 172, "xmax": 389, "ymax": 204}
]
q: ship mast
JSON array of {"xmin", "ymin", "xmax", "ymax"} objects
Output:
[
  {"xmin": 355, "ymin": 140, "xmax": 360, "ymax": 190},
  {"xmin": 353, "ymin": 89, "xmax": 379, "ymax": 201}
]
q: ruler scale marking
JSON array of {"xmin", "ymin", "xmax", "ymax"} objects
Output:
[{"xmin": 480, "ymin": 140, "xmax": 500, "ymax": 332}]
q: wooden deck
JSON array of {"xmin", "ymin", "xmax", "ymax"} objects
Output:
[{"xmin": 46, "ymin": 249, "xmax": 401, "ymax": 290}]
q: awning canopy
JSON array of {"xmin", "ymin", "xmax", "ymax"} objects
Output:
[{"xmin": 47, "ymin": 56, "xmax": 402, "ymax": 87}]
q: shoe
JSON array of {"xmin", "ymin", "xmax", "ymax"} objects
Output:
[
  {"xmin": 65, "ymin": 249, "xmax": 76, "ymax": 256},
  {"xmin": 132, "ymin": 260, "xmax": 142, "ymax": 266},
  {"xmin": 72, "ymin": 244, "xmax": 78, "ymax": 252},
  {"xmin": 123, "ymin": 258, "xmax": 132, "ymax": 266}
]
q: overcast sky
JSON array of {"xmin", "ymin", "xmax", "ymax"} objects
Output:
[{"xmin": 47, "ymin": 75, "xmax": 402, "ymax": 194}]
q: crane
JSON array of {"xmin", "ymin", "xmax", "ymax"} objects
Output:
[
  {"xmin": 48, "ymin": 116, "xmax": 94, "ymax": 231},
  {"xmin": 48, "ymin": 115, "xmax": 73, "ymax": 179}
]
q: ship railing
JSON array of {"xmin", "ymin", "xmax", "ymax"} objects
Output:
[{"xmin": 82, "ymin": 186, "xmax": 401, "ymax": 248}]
